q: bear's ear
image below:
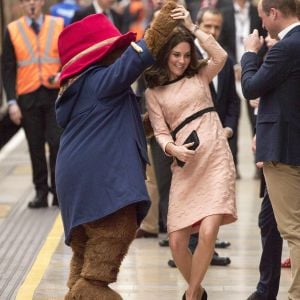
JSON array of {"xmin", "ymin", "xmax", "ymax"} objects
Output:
[{"xmin": 144, "ymin": 0, "xmax": 179, "ymax": 57}]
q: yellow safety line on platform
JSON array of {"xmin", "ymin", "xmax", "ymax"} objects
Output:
[{"xmin": 16, "ymin": 214, "xmax": 63, "ymax": 300}]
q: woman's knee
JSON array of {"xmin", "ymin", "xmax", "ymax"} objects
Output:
[
  {"xmin": 169, "ymin": 235, "xmax": 188, "ymax": 253},
  {"xmin": 199, "ymin": 221, "xmax": 220, "ymax": 245}
]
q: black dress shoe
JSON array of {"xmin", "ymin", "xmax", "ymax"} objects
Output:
[
  {"xmin": 215, "ymin": 239, "xmax": 231, "ymax": 248},
  {"xmin": 210, "ymin": 254, "xmax": 231, "ymax": 266},
  {"xmin": 159, "ymin": 239, "xmax": 169, "ymax": 247},
  {"xmin": 135, "ymin": 228, "xmax": 158, "ymax": 238},
  {"xmin": 246, "ymin": 291, "xmax": 267, "ymax": 300},
  {"xmin": 168, "ymin": 259, "xmax": 176, "ymax": 268},
  {"xmin": 28, "ymin": 193, "xmax": 48, "ymax": 208}
]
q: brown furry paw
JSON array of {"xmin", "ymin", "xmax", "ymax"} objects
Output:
[
  {"xmin": 142, "ymin": 112, "xmax": 154, "ymax": 138},
  {"xmin": 144, "ymin": 0, "xmax": 179, "ymax": 57},
  {"xmin": 70, "ymin": 278, "xmax": 122, "ymax": 300},
  {"xmin": 64, "ymin": 290, "xmax": 72, "ymax": 300}
]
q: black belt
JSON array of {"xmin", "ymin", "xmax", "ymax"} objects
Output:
[{"xmin": 171, "ymin": 107, "xmax": 216, "ymax": 140}]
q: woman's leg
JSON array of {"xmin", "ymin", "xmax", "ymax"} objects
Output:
[
  {"xmin": 187, "ymin": 214, "xmax": 223, "ymax": 300},
  {"xmin": 169, "ymin": 227, "xmax": 192, "ymax": 282}
]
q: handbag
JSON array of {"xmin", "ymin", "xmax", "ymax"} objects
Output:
[
  {"xmin": 176, "ymin": 130, "xmax": 200, "ymax": 167},
  {"xmin": 171, "ymin": 107, "xmax": 215, "ymax": 168}
]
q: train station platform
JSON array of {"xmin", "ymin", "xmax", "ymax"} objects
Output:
[{"xmin": 0, "ymin": 103, "xmax": 291, "ymax": 300}]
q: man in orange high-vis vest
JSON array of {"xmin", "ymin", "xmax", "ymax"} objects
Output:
[{"xmin": 1, "ymin": 0, "xmax": 63, "ymax": 208}]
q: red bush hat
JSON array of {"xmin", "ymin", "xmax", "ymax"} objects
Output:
[{"xmin": 59, "ymin": 13, "xmax": 136, "ymax": 84}]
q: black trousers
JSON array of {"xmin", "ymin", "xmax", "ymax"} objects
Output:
[
  {"xmin": 18, "ymin": 86, "xmax": 61, "ymax": 195},
  {"xmin": 228, "ymin": 129, "xmax": 239, "ymax": 166},
  {"xmin": 256, "ymin": 191, "xmax": 282, "ymax": 300},
  {"xmin": 149, "ymin": 137, "xmax": 172, "ymax": 232}
]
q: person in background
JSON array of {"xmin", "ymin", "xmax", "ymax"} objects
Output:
[
  {"xmin": 145, "ymin": 5, "xmax": 237, "ymax": 299},
  {"xmin": 219, "ymin": 0, "xmax": 266, "ymax": 180},
  {"xmin": 241, "ymin": 0, "xmax": 300, "ymax": 298},
  {"xmin": 247, "ymin": 140, "xmax": 283, "ymax": 300},
  {"xmin": 135, "ymin": 0, "xmax": 173, "ymax": 239},
  {"xmin": 121, "ymin": 0, "xmax": 147, "ymax": 39},
  {"xmin": 195, "ymin": 7, "xmax": 240, "ymax": 177},
  {"xmin": 1, "ymin": 0, "xmax": 63, "ymax": 208},
  {"xmin": 188, "ymin": 0, "xmax": 232, "ymax": 22},
  {"xmin": 49, "ymin": 0, "xmax": 81, "ymax": 26},
  {"xmin": 71, "ymin": 0, "xmax": 124, "ymax": 32}
]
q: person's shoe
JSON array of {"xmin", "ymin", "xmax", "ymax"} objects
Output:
[
  {"xmin": 159, "ymin": 239, "xmax": 169, "ymax": 247},
  {"xmin": 215, "ymin": 239, "xmax": 231, "ymax": 248},
  {"xmin": 246, "ymin": 291, "xmax": 266, "ymax": 300},
  {"xmin": 210, "ymin": 253, "xmax": 231, "ymax": 266},
  {"xmin": 28, "ymin": 192, "xmax": 48, "ymax": 208},
  {"xmin": 182, "ymin": 289, "xmax": 207, "ymax": 300},
  {"xmin": 168, "ymin": 253, "xmax": 230, "ymax": 268},
  {"xmin": 253, "ymin": 168, "xmax": 262, "ymax": 180},
  {"xmin": 52, "ymin": 194, "xmax": 59, "ymax": 206},
  {"xmin": 135, "ymin": 228, "xmax": 158, "ymax": 238},
  {"xmin": 168, "ymin": 259, "xmax": 176, "ymax": 268}
]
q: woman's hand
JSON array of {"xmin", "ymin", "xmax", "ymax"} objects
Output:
[
  {"xmin": 170, "ymin": 5, "xmax": 193, "ymax": 31},
  {"xmin": 166, "ymin": 142, "xmax": 196, "ymax": 163}
]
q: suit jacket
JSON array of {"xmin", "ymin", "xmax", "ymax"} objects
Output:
[
  {"xmin": 241, "ymin": 25, "xmax": 300, "ymax": 166},
  {"xmin": 71, "ymin": 4, "xmax": 123, "ymax": 32},
  {"xmin": 213, "ymin": 57, "xmax": 240, "ymax": 133},
  {"xmin": 219, "ymin": 2, "xmax": 265, "ymax": 64},
  {"xmin": 196, "ymin": 47, "xmax": 240, "ymax": 133}
]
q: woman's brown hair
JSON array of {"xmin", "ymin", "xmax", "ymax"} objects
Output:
[{"xmin": 144, "ymin": 26, "xmax": 207, "ymax": 88}]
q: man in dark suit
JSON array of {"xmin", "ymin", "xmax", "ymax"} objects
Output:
[
  {"xmin": 241, "ymin": 1, "xmax": 300, "ymax": 298},
  {"xmin": 71, "ymin": 0, "xmax": 123, "ymax": 32},
  {"xmin": 194, "ymin": 5, "xmax": 240, "ymax": 264},
  {"xmin": 248, "ymin": 136, "xmax": 283, "ymax": 300},
  {"xmin": 195, "ymin": 7, "xmax": 240, "ymax": 167},
  {"xmin": 219, "ymin": 0, "xmax": 265, "ymax": 136},
  {"xmin": 247, "ymin": 35, "xmax": 283, "ymax": 300}
]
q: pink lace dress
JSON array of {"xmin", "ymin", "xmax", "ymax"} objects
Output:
[{"xmin": 146, "ymin": 36, "xmax": 237, "ymax": 234}]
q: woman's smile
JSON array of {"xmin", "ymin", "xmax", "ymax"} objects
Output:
[{"xmin": 168, "ymin": 41, "xmax": 191, "ymax": 80}]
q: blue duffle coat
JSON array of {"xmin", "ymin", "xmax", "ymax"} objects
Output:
[{"xmin": 55, "ymin": 40, "xmax": 153, "ymax": 245}]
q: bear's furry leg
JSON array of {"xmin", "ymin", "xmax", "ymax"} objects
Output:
[
  {"xmin": 70, "ymin": 204, "xmax": 137, "ymax": 299},
  {"xmin": 64, "ymin": 225, "xmax": 88, "ymax": 299},
  {"xmin": 70, "ymin": 278, "xmax": 122, "ymax": 300}
]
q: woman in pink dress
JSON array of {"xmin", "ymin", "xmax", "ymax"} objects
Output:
[{"xmin": 145, "ymin": 5, "xmax": 237, "ymax": 300}]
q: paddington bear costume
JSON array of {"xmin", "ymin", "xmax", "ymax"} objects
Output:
[{"xmin": 55, "ymin": 1, "xmax": 178, "ymax": 299}]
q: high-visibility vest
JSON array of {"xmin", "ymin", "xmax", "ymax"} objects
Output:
[{"xmin": 7, "ymin": 15, "xmax": 63, "ymax": 96}]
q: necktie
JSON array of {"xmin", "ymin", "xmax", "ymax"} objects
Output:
[{"xmin": 31, "ymin": 20, "xmax": 40, "ymax": 35}]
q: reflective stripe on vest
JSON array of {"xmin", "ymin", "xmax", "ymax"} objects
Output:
[
  {"xmin": 16, "ymin": 18, "xmax": 60, "ymax": 67},
  {"xmin": 8, "ymin": 16, "xmax": 63, "ymax": 95}
]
